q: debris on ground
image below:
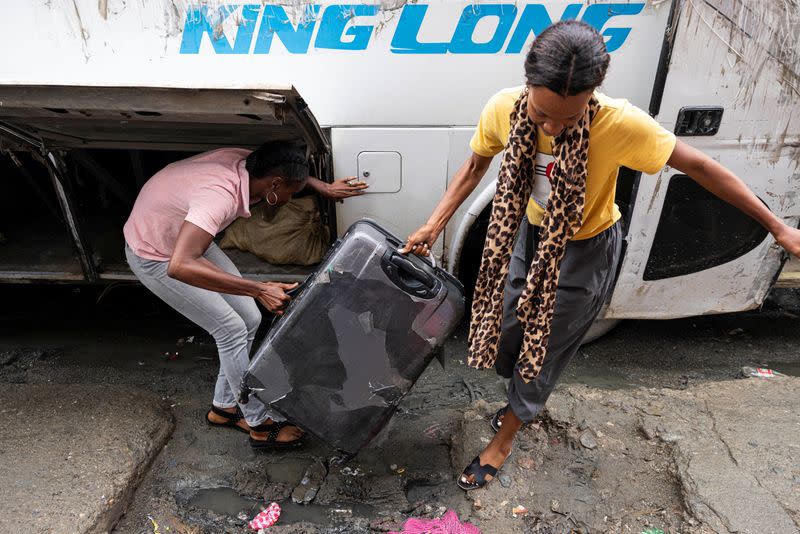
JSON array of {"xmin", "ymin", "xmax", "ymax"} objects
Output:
[
  {"xmin": 391, "ymin": 509, "xmax": 480, "ymax": 534},
  {"xmin": 517, "ymin": 457, "xmax": 536, "ymax": 470},
  {"xmin": 340, "ymin": 466, "xmax": 365, "ymax": 476},
  {"xmin": 176, "ymin": 336, "xmax": 195, "ymax": 347},
  {"xmin": 292, "ymin": 459, "xmax": 327, "ymax": 504},
  {"xmin": 511, "ymin": 505, "xmax": 528, "ymax": 517},
  {"xmin": 249, "ymin": 502, "xmax": 280, "ymax": 531},
  {"xmin": 147, "ymin": 515, "xmax": 161, "ymax": 534},
  {"xmin": 579, "ymin": 429, "xmax": 599, "ymax": 449},
  {"xmin": 738, "ymin": 366, "xmax": 785, "ymax": 379}
]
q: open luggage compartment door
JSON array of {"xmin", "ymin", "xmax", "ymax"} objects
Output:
[{"xmin": 0, "ymin": 84, "xmax": 330, "ymax": 282}]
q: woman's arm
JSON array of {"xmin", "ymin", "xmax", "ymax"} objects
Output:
[
  {"xmin": 667, "ymin": 140, "xmax": 800, "ymax": 257},
  {"xmin": 400, "ymin": 152, "xmax": 493, "ymax": 255},
  {"xmin": 168, "ymin": 221, "xmax": 296, "ymax": 312},
  {"xmin": 306, "ymin": 176, "xmax": 368, "ymax": 200}
]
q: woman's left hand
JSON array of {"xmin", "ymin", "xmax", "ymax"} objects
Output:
[
  {"xmin": 324, "ymin": 177, "xmax": 369, "ymax": 200},
  {"xmin": 775, "ymin": 225, "xmax": 800, "ymax": 258}
]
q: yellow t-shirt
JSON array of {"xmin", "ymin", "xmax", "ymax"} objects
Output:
[{"xmin": 470, "ymin": 86, "xmax": 677, "ymax": 240}]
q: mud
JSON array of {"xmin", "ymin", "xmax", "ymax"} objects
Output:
[{"xmin": 0, "ymin": 284, "xmax": 798, "ymax": 533}]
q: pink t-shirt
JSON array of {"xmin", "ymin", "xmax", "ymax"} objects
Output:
[{"xmin": 123, "ymin": 148, "xmax": 252, "ymax": 261}]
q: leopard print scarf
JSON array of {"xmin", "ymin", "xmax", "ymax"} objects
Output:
[{"xmin": 468, "ymin": 87, "xmax": 599, "ymax": 383}]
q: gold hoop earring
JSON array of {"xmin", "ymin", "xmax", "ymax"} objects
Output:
[{"xmin": 266, "ymin": 191, "xmax": 279, "ymax": 206}]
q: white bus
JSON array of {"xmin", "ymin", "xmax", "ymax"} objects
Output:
[{"xmin": 0, "ymin": 0, "xmax": 797, "ymax": 331}]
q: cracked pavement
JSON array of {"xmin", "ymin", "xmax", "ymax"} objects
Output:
[{"xmin": 0, "ymin": 285, "xmax": 798, "ymax": 533}]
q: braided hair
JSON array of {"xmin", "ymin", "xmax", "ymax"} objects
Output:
[
  {"xmin": 246, "ymin": 141, "xmax": 309, "ymax": 185},
  {"xmin": 524, "ymin": 20, "xmax": 610, "ymax": 96}
]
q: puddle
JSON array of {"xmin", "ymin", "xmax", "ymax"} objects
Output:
[
  {"xmin": 406, "ymin": 480, "xmax": 441, "ymax": 503},
  {"xmin": 265, "ymin": 461, "xmax": 307, "ymax": 485},
  {"xmin": 565, "ymin": 368, "xmax": 633, "ymax": 390},
  {"xmin": 185, "ymin": 487, "xmax": 375, "ymax": 525},
  {"xmin": 187, "ymin": 487, "xmax": 259, "ymax": 518},
  {"xmin": 278, "ymin": 500, "xmax": 375, "ymax": 525}
]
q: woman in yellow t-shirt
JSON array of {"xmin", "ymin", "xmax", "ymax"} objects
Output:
[{"xmin": 401, "ymin": 20, "xmax": 800, "ymax": 491}]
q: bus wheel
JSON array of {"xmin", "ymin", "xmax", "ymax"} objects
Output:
[{"xmin": 581, "ymin": 318, "xmax": 621, "ymax": 345}]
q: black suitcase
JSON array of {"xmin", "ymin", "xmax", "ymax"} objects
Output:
[{"xmin": 241, "ymin": 220, "xmax": 465, "ymax": 454}]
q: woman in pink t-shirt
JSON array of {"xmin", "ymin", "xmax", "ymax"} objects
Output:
[{"xmin": 124, "ymin": 142, "xmax": 364, "ymax": 450}]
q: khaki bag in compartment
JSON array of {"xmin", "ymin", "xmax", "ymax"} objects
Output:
[{"xmin": 220, "ymin": 197, "xmax": 329, "ymax": 266}]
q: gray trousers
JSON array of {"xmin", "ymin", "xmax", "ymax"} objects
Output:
[
  {"xmin": 496, "ymin": 219, "xmax": 622, "ymax": 424},
  {"xmin": 125, "ymin": 242, "xmax": 283, "ymax": 426}
]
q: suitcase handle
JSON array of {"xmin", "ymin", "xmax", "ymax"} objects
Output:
[
  {"xmin": 389, "ymin": 253, "xmax": 435, "ymax": 288},
  {"xmin": 382, "ymin": 251, "xmax": 439, "ymax": 298}
]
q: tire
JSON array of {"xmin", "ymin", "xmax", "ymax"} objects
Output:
[
  {"xmin": 581, "ymin": 318, "xmax": 621, "ymax": 344},
  {"xmin": 456, "ymin": 207, "xmax": 491, "ymax": 308}
]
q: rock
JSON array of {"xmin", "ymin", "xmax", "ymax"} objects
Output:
[
  {"xmin": 499, "ymin": 474, "xmax": 512, "ymax": 488},
  {"xmin": 642, "ymin": 403, "xmax": 664, "ymax": 417},
  {"xmin": 472, "ymin": 499, "xmax": 483, "ymax": 511},
  {"xmin": 579, "ymin": 430, "xmax": 598, "ymax": 450},
  {"xmin": 512, "ymin": 505, "xmax": 528, "ymax": 517},
  {"xmin": 291, "ymin": 459, "xmax": 327, "ymax": 504},
  {"xmin": 465, "ymin": 399, "xmax": 505, "ymax": 419},
  {"xmin": 550, "ymin": 499, "xmax": 560, "ymax": 513},
  {"xmin": 659, "ymin": 431, "xmax": 682, "ymax": 443},
  {"xmin": 517, "ymin": 457, "xmax": 536, "ymax": 470},
  {"xmin": 639, "ymin": 421, "xmax": 658, "ymax": 440}
]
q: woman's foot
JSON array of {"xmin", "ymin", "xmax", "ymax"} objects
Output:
[
  {"xmin": 458, "ymin": 438, "xmax": 512, "ymax": 490},
  {"xmin": 249, "ymin": 419, "xmax": 305, "ymax": 450},
  {"xmin": 459, "ymin": 405, "xmax": 523, "ymax": 490},
  {"xmin": 206, "ymin": 405, "xmax": 250, "ymax": 434}
]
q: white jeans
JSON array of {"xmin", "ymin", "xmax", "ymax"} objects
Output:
[{"xmin": 125, "ymin": 242, "xmax": 283, "ymax": 426}]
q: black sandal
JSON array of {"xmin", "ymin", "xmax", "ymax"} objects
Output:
[
  {"xmin": 206, "ymin": 405, "xmax": 249, "ymax": 435},
  {"xmin": 457, "ymin": 455, "xmax": 499, "ymax": 491},
  {"xmin": 490, "ymin": 405, "xmax": 509, "ymax": 433},
  {"xmin": 249, "ymin": 421, "xmax": 305, "ymax": 451},
  {"xmin": 491, "ymin": 404, "xmax": 530, "ymax": 433}
]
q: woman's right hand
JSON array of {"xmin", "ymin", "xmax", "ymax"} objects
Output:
[
  {"xmin": 399, "ymin": 223, "xmax": 440, "ymax": 256},
  {"xmin": 255, "ymin": 282, "xmax": 299, "ymax": 314}
]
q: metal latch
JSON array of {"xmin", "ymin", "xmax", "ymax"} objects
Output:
[{"xmin": 675, "ymin": 106, "xmax": 724, "ymax": 136}]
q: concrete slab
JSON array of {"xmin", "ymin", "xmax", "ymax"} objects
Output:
[
  {"xmin": 657, "ymin": 378, "xmax": 800, "ymax": 533},
  {"xmin": 452, "ymin": 378, "xmax": 800, "ymax": 533},
  {"xmin": 0, "ymin": 384, "xmax": 173, "ymax": 534}
]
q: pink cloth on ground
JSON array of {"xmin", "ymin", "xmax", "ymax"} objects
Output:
[
  {"xmin": 249, "ymin": 502, "xmax": 281, "ymax": 530},
  {"xmin": 391, "ymin": 509, "xmax": 481, "ymax": 534},
  {"xmin": 123, "ymin": 148, "xmax": 252, "ymax": 261}
]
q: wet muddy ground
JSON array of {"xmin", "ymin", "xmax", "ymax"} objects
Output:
[{"xmin": 1, "ymin": 284, "xmax": 798, "ymax": 533}]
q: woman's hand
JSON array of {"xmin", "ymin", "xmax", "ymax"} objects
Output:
[
  {"xmin": 774, "ymin": 225, "xmax": 800, "ymax": 258},
  {"xmin": 256, "ymin": 282, "xmax": 299, "ymax": 314},
  {"xmin": 399, "ymin": 223, "xmax": 440, "ymax": 256},
  {"xmin": 324, "ymin": 178, "xmax": 369, "ymax": 200}
]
